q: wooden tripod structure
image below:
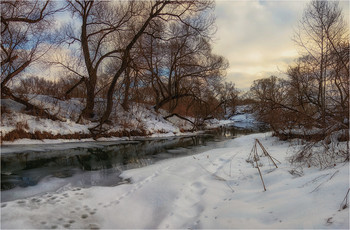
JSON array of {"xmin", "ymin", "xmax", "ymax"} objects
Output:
[{"xmin": 248, "ymin": 139, "xmax": 280, "ymax": 191}]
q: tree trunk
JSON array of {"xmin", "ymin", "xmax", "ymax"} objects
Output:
[
  {"xmin": 80, "ymin": 77, "xmax": 96, "ymax": 120},
  {"xmin": 121, "ymin": 66, "xmax": 131, "ymax": 111},
  {"xmin": 98, "ymin": 58, "xmax": 128, "ymax": 127},
  {"xmin": 1, "ymin": 60, "xmax": 30, "ymax": 90},
  {"xmin": 79, "ymin": 1, "xmax": 96, "ymax": 121},
  {"xmin": 96, "ymin": 1, "xmax": 170, "ymax": 129}
]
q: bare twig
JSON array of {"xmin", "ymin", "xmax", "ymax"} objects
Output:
[{"xmin": 339, "ymin": 188, "xmax": 350, "ymax": 210}]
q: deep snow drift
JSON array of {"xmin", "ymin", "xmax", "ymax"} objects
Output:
[{"xmin": 1, "ymin": 133, "xmax": 348, "ymax": 229}]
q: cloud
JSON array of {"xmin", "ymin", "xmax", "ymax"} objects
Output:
[
  {"xmin": 212, "ymin": 0, "xmax": 308, "ymax": 89},
  {"xmin": 21, "ymin": 44, "xmax": 83, "ymax": 82}
]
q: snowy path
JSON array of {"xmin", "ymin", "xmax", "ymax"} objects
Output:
[{"xmin": 1, "ymin": 133, "xmax": 349, "ymax": 229}]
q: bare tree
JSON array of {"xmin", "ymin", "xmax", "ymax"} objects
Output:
[
  {"xmin": 97, "ymin": 0, "xmax": 217, "ymax": 130},
  {"xmin": 293, "ymin": 0, "xmax": 349, "ymax": 128},
  {"xmin": 251, "ymin": 0, "xmax": 349, "ymax": 152},
  {"xmin": 250, "ymin": 76, "xmax": 290, "ymax": 133},
  {"xmin": 1, "ymin": 0, "xmax": 64, "ymax": 120},
  {"xmin": 58, "ymin": 0, "xmax": 137, "ymax": 120},
  {"xmin": 138, "ymin": 22, "xmax": 227, "ymax": 112},
  {"xmin": 1, "ymin": 0, "xmax": 59, "ymax": 89},
  {"xmin": 189, "ymin": 79, "xmax": 237, "ymax": 127},
  {"xmin": 60, "ymin": 0, "xmax": 216, "ymax": 128},
  {"xmin": 216, "ymin": 81, "xmax": 239, "ymax": 118}
]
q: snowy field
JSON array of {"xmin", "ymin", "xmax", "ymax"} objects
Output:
[{"xmin": 1, "ymin": 132, "xmax": 348, "ymax": 229}]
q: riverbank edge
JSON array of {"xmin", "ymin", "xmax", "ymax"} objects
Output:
[{"xmin": 0, "ymin": 125, "xmax": 237, "ymax": 154}]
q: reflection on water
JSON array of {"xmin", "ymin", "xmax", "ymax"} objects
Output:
[{"xmin": 1, "ymin": 125, "xmax": 267, "ymax": 201}]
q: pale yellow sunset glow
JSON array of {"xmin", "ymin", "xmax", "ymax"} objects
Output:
[{"xmin": 213, "ymin": 0, "xmax": 349, "ymax": 89}]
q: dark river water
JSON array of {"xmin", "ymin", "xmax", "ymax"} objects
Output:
[{"xmin": 1, "ymin": 125, "xmax": 267, "ymax": 202}]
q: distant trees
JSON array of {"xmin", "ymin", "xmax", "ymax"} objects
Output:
[
  {"xmin": 250, "ymin": 76, "xmax": 290, "ymax": 132},
  {"xmin": 251, "ymin": 0, "xmax": 349, "ymax": 141},
  {"xmin": 12, "ymin": 75, "xmax": 85, "ymax": 99},
  {"xmin": 187, "ymin": 78, "xmax": 237, "ymax": 124},
  {"xmin": 217, "ymin": 81, "xmax": 239, "ymax": 117}
]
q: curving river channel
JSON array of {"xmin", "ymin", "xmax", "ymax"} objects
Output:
[{"xmin": 1, "ymin": 125, "xmax": 267, "ymax": 202}]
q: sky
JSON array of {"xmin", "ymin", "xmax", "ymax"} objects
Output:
[
  {"xmin": 212, "ymin": 0, "xmax": 350, "ymax": 90},
  {"xmin": 28, "ymin": 0, "xmax": 349, "ymax": 91}
]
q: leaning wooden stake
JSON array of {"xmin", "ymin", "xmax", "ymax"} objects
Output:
[
  {"xmin": 248, "ymin": 139, "xmax": 281, "ymax": 191},
  {"xmin": 256, "ymin": 139, "xmax": 280, "ymax": 167},
  {"xmin": 251, "ymin": 141, "xmax": 266, "ymax": 191},
  {"xmin": 254, "ymin": 147, "xmax": 266, "ymax": 191}
]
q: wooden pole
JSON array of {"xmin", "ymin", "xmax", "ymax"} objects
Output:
[{"xmin": 254, "ymin": 143, "xmax": 266, "ymax": 191}]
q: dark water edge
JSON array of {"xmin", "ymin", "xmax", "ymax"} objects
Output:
[{"xmin": 1, "ymin": 125, "xmax": 267, "ymax": 201}]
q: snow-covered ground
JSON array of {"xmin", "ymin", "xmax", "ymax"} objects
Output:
[
  {"xmin": 0, "ymin": 97, "xmax": 184, "ymax": 139},
  {"xmin": 1, "ymin": 132, "xmax": 348, "ymax": 229}
]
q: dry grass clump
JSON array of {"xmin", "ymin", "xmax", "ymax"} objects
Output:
[
  {"xmin": 15, "ymin": 121, "xmax": 29, "ymax": 131},
  {"xmin": 289, "ymin": 130, "xmax": 349, "ymax": 169}
]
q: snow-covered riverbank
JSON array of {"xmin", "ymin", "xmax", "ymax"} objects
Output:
[
  {"xmin": 1, "ymin": 132, "xmax": 348, "ymax": 229},
  {"xmin": 1, "ymin": 98, "xmax": 258, "ymax": 145}
]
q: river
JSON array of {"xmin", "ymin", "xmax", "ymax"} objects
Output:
[{"xmin": 1, "ymin": 125, "xmax": 267, "ymax": 202}]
